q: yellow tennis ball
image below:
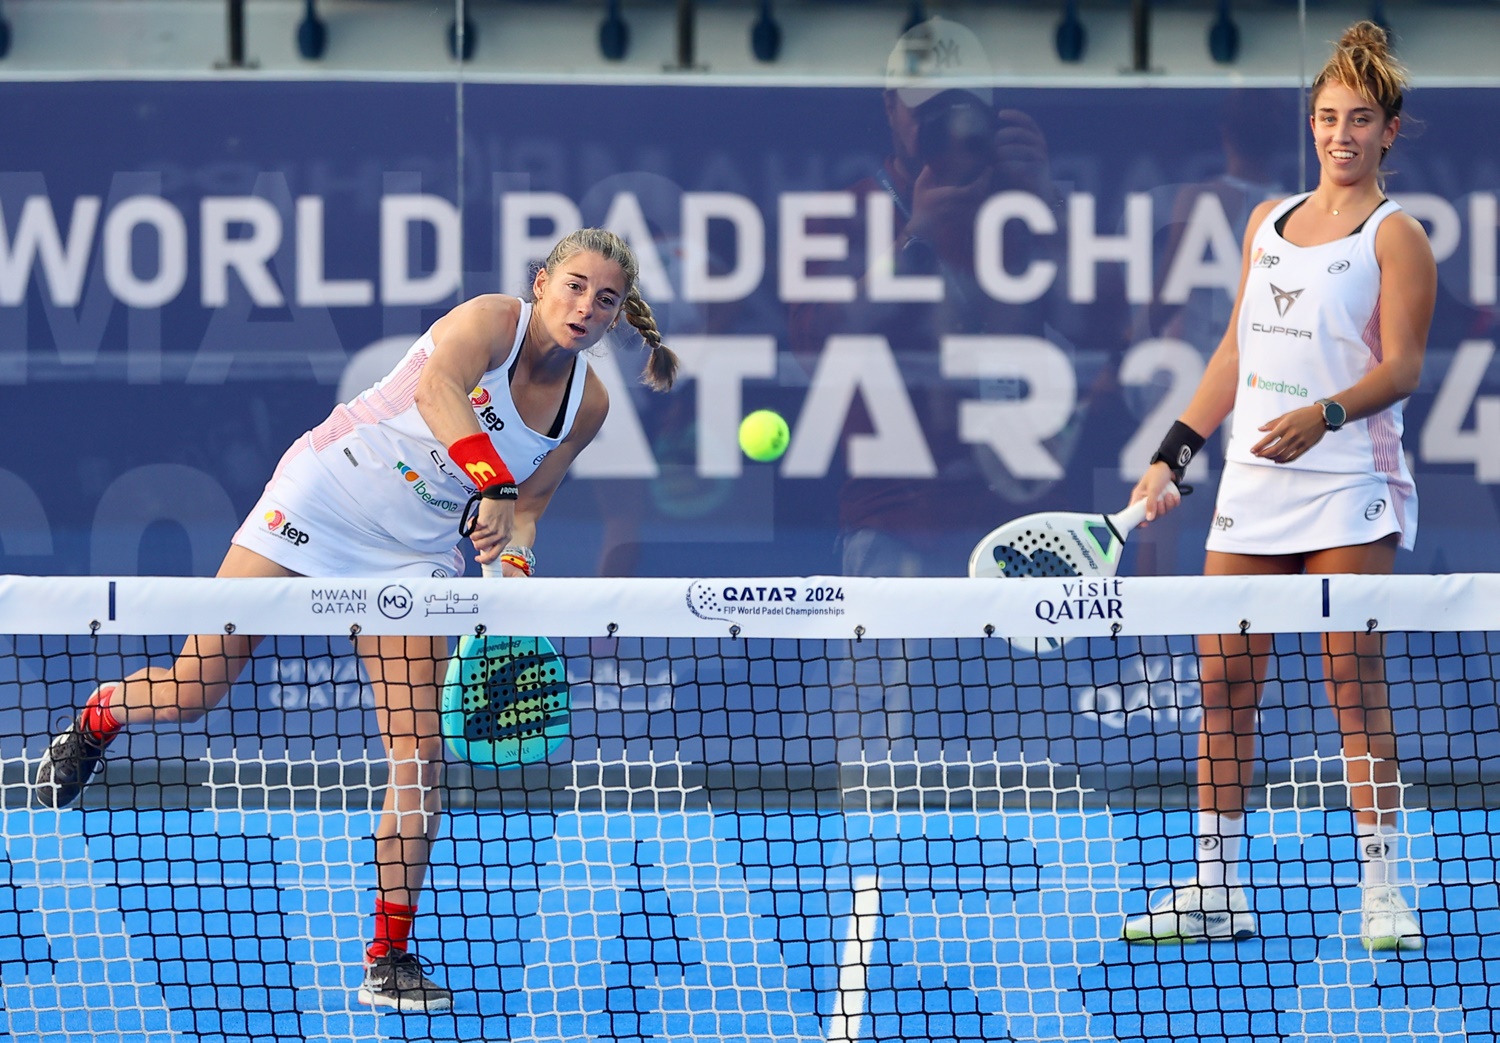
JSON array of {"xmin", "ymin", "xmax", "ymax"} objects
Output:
[{"xmin": 738, "ymin": 409, "xmax": 790, "ymax": 462}]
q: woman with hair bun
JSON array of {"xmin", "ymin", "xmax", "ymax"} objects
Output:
[
  {"xmin": 1122, "ymin": 23, "xmax": 1434, "ymax": 951},
  {"xmin": 33, "ymin": 228, "xmax": 678, "ymax": 1010}
]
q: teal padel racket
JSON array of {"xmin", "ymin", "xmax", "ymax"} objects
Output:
[{"xmin": 440, "ymin": 565, "xmax": 570, "ymax": 767}]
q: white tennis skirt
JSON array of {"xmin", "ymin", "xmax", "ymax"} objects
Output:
[
  {"xmin": 231, "ymin": 439, "xmax": 467, "ymax": 579},
  {"xmin": 1205, "ymin": 460, "xmax": 1416, "ymax": 555}
]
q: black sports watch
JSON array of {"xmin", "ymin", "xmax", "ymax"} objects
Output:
[{"xmin": 1316, "ymin": 398, "xmax": 1347, "ymax": 431}]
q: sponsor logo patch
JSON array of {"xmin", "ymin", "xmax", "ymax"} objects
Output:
[
  {"xmin": 1270, "ymin": 283, "xmax": 1303, "ymax": 317},
  {"xmin": 1250, "ymin": 323, "xmax": 1313, "ymax": 340},
  {"xmin": 393, "ymin": 461, "xmax": 464, "ymax": 513},
  {"xmin": 310, "ymin": 588, "xmax": 366, "ymax": 615},
  {"xmin": 377, "ymin": 584, "xmax": 414, "ymax": 619},
  {"xmin": 1032, "ymin": 578, "xmax": 1124, "ymax": 625},
  {"xmin": 1244, "ymin": 371, "xmax": 1310, "ymax": 396},
  {"xmin": 687, "ymin": 581, "xmax": 847, "ymax": 621},
  {"xmin": 264, "ymin": 510, "xmax": 311, "ymax": 547},
  {"xmin": 477, "ymin": 405, "xmax": 506, "ymax": 432}
]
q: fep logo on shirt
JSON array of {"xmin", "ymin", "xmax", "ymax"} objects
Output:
[{"xmin": 265, "ymin": 510, "xmax": 311, "ymax": 546}]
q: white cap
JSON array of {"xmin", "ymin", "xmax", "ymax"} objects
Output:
[{"xmin": 884, "ymin": 16, "xmax": 994, "ymax": 110}]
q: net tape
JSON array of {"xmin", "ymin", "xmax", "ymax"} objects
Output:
[{"xmin": 1, "ymin": 573, "xmax": 1497, "ymax": 1042}]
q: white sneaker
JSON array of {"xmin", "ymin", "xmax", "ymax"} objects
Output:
[
  {"xmin": 1360, "ymin": 885, "xmax": 1422, "ymax": 951},
  {"xmin": 1122, "ymin": 884, "xmax": 1256, "ymax": 944}
]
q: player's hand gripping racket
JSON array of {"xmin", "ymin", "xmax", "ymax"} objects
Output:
[
  {"xmin": 967, "ymin": 486, "xmax": 1178, "ymax": 579},
  {"xmin": 439, "ymin": 562, "xmax": 571, "ymax": 767}
]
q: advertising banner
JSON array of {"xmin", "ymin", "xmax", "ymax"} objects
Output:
[{"xmin": 2, "ymin": 81, "xmax": 1498, "ymax": 791}]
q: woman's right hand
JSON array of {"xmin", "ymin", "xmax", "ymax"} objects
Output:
[
  {"xmin": 466, "ymin": 496, "xmax": 516, "ymax": 565},
  {"xmin": 1131, "ymin": 461, "xmax": 1182, "ymax": 522}
]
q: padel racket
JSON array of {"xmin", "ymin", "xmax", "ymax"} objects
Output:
[
  {"xmin": 439, "ymin": 564, "xmax": 570, "ymax": 767},
  {"xmin": 967, "ymin": 487, "xmax": 1176, "ymax": 580}
]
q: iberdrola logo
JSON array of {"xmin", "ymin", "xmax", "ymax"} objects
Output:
[{"xmin": 1245, "ymin": 371, "xmax": 1309, "ymax": 397}]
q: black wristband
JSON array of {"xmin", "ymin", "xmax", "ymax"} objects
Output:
[
  {"xmin": 1149, "ymin": 420, "xmax": 1206, "ymax": 484},
  {"xmin": 459, "ymin": 484, "xmax": 519, "ymax": 538}
]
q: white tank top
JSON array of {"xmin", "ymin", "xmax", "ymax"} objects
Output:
[
  {"xmin": 301, "ymin": 301, "xmax": 589, "ymax": 553},
  {"xmin": 1228, "ymin": 193, "xmax": 1412, "ymax": 488}
]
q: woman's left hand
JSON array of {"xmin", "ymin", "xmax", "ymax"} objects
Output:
[{"xmin": 1250, "ymin": 405, "xmax": 1327, "ymax": 463}]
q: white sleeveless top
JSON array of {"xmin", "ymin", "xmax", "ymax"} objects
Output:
[
  {"xmin": 1228, "ymin": 192, "xmax": 1412, "ymax": 488},
  {"xmin": 301, "ymin": 301, "xmax": 589, "ymax": 553}
]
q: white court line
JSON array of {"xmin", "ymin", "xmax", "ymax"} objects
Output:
[{"xmin": 827, "ymin": 872, "xmax": 880, "ymax": 1043}]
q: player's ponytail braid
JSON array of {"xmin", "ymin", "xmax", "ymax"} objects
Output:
[
  {"xmin": 540, "ymin": 228, "xmax": 678, "ymax": 392},
  {"xmin": 623, "ymin": 286, "xmax": 678, "ymax": 391}
]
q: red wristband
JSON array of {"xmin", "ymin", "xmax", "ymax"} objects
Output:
[{"xmin": 448, "ymin": 433, "xmax": 515, "ymax": 490}]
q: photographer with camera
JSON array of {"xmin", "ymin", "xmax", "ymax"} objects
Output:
[
  {"xmin": 789, "ymin": 16, "xmax": 1085, "ymax": 578},
  {"xmin": 885, "ymin": 30, "xmax": 1059, "ymax": 300}
]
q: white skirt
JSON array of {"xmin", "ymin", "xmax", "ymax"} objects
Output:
[
  {"xmin": 1205, "ymin": 460, "xmax": 1416, "ymax": 555},
  {"xmin": 231, "ymin": 438, "xmax": 467, "ymax": 579}
]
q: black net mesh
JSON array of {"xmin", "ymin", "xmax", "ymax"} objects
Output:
[{"xmin": 4, "ymin": 589, "xmax": 1498, "ymax": 1041}]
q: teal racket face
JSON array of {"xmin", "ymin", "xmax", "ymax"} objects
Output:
[{"xmin": 441, "ymin": 635, "xmax": 570, "ymax": 768}]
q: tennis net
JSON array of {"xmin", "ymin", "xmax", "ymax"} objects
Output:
[{"xmin": 1, "ymin": 572, "xmax": 1497, "ymax": 1042}]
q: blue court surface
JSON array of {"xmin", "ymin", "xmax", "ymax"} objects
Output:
[{"xmin": 0, "ymin": 803, "xmax": 1495, "ymax": 1043}]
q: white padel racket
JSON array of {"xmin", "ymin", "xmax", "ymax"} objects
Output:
[{"xmin": 967, "ymin": 487, "xmax": 1176, "ymax": 580}]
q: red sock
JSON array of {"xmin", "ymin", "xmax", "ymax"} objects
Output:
[
  {"xmin": 366, "ymin": 899, "xmax": 417, "ymax": 962},
  {"xmin": 78, "ymin": 684, "xmax": 122, "ymax": 743}
]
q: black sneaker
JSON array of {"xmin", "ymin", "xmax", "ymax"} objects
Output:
[
  {"xmin": 33, "ymin": 716, "xmax": 115, "ymax": 809},
  {"xmin": 357, "ymin": 951, "xmax": 453, "ymax": 1012}
]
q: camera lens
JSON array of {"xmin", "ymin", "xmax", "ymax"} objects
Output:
[{"xmin": 916, "ymin": 92, "xmax": 998, "ymax": 165}]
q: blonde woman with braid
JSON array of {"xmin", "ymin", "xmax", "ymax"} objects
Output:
[
  {"xmin": 33, "ymin": 228, "xmax": 677, "ymax": 1010},
  {"xmin": 1122, "ymin": 24, "xmax": 1434, "ymax": 951}
]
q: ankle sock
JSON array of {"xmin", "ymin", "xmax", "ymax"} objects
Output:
[
  {"xmin": 1357, "ymin": 821, "xmax": 1400, "ymax": 889},
  {"xmin": 78, "ymin": 684, "xmax": 122, "ymax": 743},
  {"xmin": 366, "ymin": 899, "xmax": 417, "ymax": 962},
  {"xmin": 1195, "ymin": 810, "xmax": 1246, "ymax": 890}
]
